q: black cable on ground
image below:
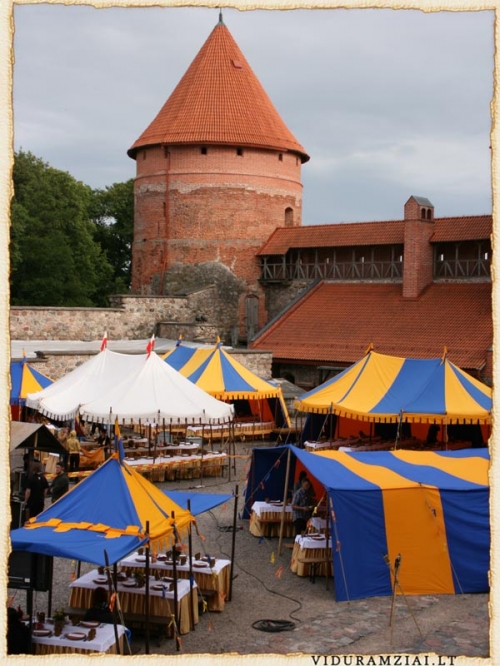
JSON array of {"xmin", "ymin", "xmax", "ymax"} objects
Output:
[
  {"xmin": 252, "ymin": 619, "xmax": 296, "ymax": 633},
  {"xmin": 207, "ymin": 510, "xmax": 304, "ymax": 623}
]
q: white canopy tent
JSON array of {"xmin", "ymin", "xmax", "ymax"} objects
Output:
[
  {"xmin": 80, "ymin": 350, "xmax": 234, "ymax": 425},
  {"xmin": 26, "ymin": 349, "xmax": 147, "ymax": 420}
]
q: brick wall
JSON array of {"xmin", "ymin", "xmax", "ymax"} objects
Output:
[
  {"xmin": 132, "ymin": 144, "xmax": 303, "ymax": 304},
  {"xmin": 403, "ymin": 198, "xmax": 435, "ymax": 299}
]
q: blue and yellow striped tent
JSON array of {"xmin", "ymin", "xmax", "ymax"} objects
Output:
[
  {"xmin": 164, "ymin": 341, "xmax": 291, "ymax": 427},
  {"xmin": 11, "ymin": 453, "xmax": 194, "ymax": 565},
  {"xmin": 10, "ymin": 357, "xmax": 53, "ymax": 406},
  {"xmin": 295, "ymin": 350, "xmax": 491, "ymax": 424},
  {"xmin": 244, "ymin": 444, "xmax": 489, "ymax": 601}
]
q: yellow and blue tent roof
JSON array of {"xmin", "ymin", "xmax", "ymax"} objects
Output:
[
  {"xmin": 165, "ymin": 341, "xmax": 283, "ymax": 401},
  {"xmin": 11, "ymin": 453, "xmax": 194, "ymax": 565},
  {"xmin": 10, "ymin": 358, "xmax": 53, "ymax": 405},
  {"xmin": 295, "ymin": 350, "xmax": 492, "ymax": 424}
]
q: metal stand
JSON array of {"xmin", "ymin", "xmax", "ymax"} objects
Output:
[{"xmin": 384, "ymin": 553, "xmax": 423, "ymax": 645}]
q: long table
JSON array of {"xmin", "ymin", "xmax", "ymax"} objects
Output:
[
  {"xmin": 290, "ymin": 534, "xmax": 333, "ymax": 580},
  {"xmin": 249, "ymin": 501, "xmax": 295, "ymax": 538},
  {"xmin": 122, "ymin": 452, "xmax": 228, "ymax": 481},
  {"xmin": 69, "ymin": 569, "xmax": 198, "ymax": 635},
  {"xmin": 119, "ymin": 552, "xmax": 231, "ymax": 611},
  {"xmin": 31, "ymin": 620, "xmax": 126, "ymax": 655}
]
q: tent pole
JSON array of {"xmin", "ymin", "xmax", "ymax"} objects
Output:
[
  {"xmin": 278, "ymin": 448, "xmax": 292, "ymax": 556},
  {"xmin": 171, "ymin": 512, "xmax": 180, "ymax": 651},
  {"xmin": 329, "ymin": 404, "xmax": 333, "ymax": 443},
  {"xmin": 144, "ymin": 522, "xmax": 150, "ymax": 655},
  {"xmin": 324, "ymin": 499, "xmax": 330, "ymax": 591},
  {"xmin": 187, "ymin": 499, "xmax": 195, "ymax": 630},
  {"xmin": 104, "ymin": 549, "xmax": 121, "ymax": 655},
  {"xmin": 228, "ymin": 421, "xmax": 232, "ymax": 483},
  {"xmin": 228, "ymin": 484, "xmax": 239, "ymax": 601}
]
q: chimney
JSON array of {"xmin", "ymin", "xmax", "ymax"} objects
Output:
[{"xmin": 402, "ymin": 196, "xmax": 435, "ymax": 299}]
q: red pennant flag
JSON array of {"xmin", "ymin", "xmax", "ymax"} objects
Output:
[
  {"xmin": 146, "ymin": 334, "xmax": 155, "ymax": 357},
  {"xmin": 100, "ymin": 331, "xmax": 108, "ymax": 351}
]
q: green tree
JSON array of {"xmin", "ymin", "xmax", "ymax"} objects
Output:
[
  {"xmin": 10, "ymin": 151, "xmax": 114, "ymax": 306},
  {"xmin": 89, "ymin": 179, "xmax": 134, "ymax": 294}
]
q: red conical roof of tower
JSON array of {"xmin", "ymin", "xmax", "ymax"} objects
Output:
[{"xmin": 128, "ymin": 16, "xmax": 309, "ymax": 162}]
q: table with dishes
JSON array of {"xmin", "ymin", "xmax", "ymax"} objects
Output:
[
  {"xmin": 31, "ymin": 620, "xmax": 126, "ymax": 655},
  {"xmin": 121, "ymin": 450, "xmax": 227, "ymax": 481},
  {"xmin": 69, "ymin": 568, "xmax": 198, "ymax": 635},
  {"xmin": 119, "ymin": 551, "xmax": 231, "ymax": 611},
  {"xmin": 249, "ymin": 500, "xmax": 295, "ymax": 538},
  {"xmin": 290, "ymin": 533, "xmax": 333, "ymax": 579}
]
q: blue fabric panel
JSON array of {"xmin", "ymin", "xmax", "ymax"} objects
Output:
[
  {"xmin": 187, "ymin": 350, "xmax": 216, "ymax": 383},
  {"xmin": 330, "ymin": 488, "xmax": 392, "ymax": 601},
  {"xmin": 292, "ymin": 446, "xmax": 381, "ymax": 491},
  {"xmin": 164, "ymin": 346, "xmax": 198, "ymax": 371},
  {"xmin": 10, "ymin": 527, "xmax": 146, "ymax": 566},
  {"xmin": 37, "ymin": 459, "xmax": 144, "ymax": 527},
  {"xmin": 401, "ymin": 362, "xmax": 447, "ymax": 414},
  {"xmin": 440, "ymin": 489, "xmax": 490, "ymax": 593},
  {"xmin": 449, "ymin": 365, "xmax": 492, "ymax": 410},
  {"xmin": 218, "ymin": 353, "xmax": 257, "ymax": 393},
  {"xmin": 242, "ymin": 446, "xmax": 293, "ymax": 518},
  {"xmin": 10, "ymin": 362, "xmax": 22, "ymax": 404},
  {"xmin": 163, "ymin": 491, "xmax": 232, "ymax": 516},
  {"xmin": 372, "ymin": 359, "xmax": 441, "ymax": 414},
  {"xmin": 350, "ymin": 452, "xmax": 485, "ymax": 490}
]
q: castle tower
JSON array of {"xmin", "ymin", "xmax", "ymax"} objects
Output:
[{"xmin": 128, "ymin": 14, "xmax": 309, "ymax": 337}]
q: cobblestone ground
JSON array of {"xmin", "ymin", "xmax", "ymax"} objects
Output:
[{"xmin": 10, "ymin": 440, "xmax": 490, "ymax": 659}]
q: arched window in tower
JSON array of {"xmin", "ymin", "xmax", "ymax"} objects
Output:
[
  {"xmin": 421, "ymin": 208, "xmax": 426, "ymax": 219},
  {"xmin": 285, "ymin": 207, "xmax": 294, "ymax": 227},
  {"xmin": 427, "ymin": 209, "xmax": 432, "ymax": 220},
  {"xmin": 279, "ymin": 153, "xmax": 283, "ymax": 162}
]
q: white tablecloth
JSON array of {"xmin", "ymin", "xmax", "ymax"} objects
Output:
[
  {"xmin": 119, "ymin": 553, "xmax": 229, "ymax": 577},
  {"xmin": 70, "ymin": 569, "xmax": 196, "ymax": 601},
  {"xmin": 295, "ymin": 534, "xmax": 332, "ymax": 549},
  {"xmin": 32, "ymin": 621, "xmax": 126, "ymax": 654},
  {"xmin": 251, "ymin": 501, "xmax": 292, "ymax": 518}
]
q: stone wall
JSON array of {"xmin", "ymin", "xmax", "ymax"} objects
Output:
[{"xmin": 21, "ymin": 349, "xmax": 274, "ymax": 383}]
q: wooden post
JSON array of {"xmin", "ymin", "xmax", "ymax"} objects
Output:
[
  {"xmin": 171, "ymin": 512, "xmax": 180, "ymax": 650},
  {"xmin": 144, "ymin": 522, "xmax": 150, "ymax": 655},
  {"xmin": 104, "ymin": 549, "xmax": 121, "ymax": 655},
  {"xmin": 278, "ymin": 448, "xmax": 292, "ymax": 556},
  {"xmin": 228, "ymin": 484, "xmax": 239, "ymax": 602},
  {"xmin": 187, "ymin": 500, "xmax": 195, "ymax": 630}
]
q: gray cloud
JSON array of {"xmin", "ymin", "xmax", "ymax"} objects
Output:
[{"xmin": 13, "ymin": 6, "xmax": 493, "ymax": 224}]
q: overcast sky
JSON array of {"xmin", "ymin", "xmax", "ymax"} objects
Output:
[{"xmin": 12, "ymin": 6, "xmax": 493, "ymax": 224}]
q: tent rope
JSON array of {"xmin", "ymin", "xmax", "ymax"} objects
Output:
[{"xmin": 329, "ymin": 495, "xmax": 350, "ymax": 602}]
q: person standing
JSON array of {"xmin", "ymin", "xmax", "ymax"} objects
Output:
[
  {"xmin": 67, "ymin": 429, "xmax": 81, "ymax": 473},
  {"xmin": 291, "ymin": 477, "xmax": 316, "ymax": 536},
  {"xmin": 24, "ymin": 462, "xmax": 48, "ymax": 519},
  {"xmin": 49, "ymin": 462, "xmax": 69, "ymax": 503}
]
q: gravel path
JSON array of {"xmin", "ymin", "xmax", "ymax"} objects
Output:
[{"xmin": 9, "ymin": 440, "xmax": 490, "ymax": 659}]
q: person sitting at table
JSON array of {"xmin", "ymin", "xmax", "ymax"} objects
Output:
[
  {"xmin": 292, "ymin": 471, "xmax": 308, "ymax": 493},
  {"xmin": 291, "ymin": 477, "xmax": 316, "ymax": 536},
  {"xmin": 7, "ymin": 606, "xmax": 31, "ymax": 654},
  {"xmin": 66, "ymin": 430, "xmax": 81, "ymax": 474},
  {"xmin": 96, "ymin": 427, "xmax": 111, "ymax": 449},
  {"xmin": 24, "ymin": 461, "xmax": 48, "ymax": 519},
  {"xmin": 83, "ymin": 587, "xmax": 114, "ymax": 624},
  {"xmin": 48, "ymin": 462, "xmax": 69, "ymax": 503}
]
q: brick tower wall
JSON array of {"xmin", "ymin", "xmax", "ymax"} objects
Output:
[
  {"xmin": 402, "ymin": 198, "xmax": 435, "ymax": 299},
  {"xmin": 132, "ymin": 144, "xmax": 303, "ymax": 293}
]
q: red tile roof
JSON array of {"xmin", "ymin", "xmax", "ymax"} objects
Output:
[
  {"xmin": 251, "ymin": 281, "xmax": 492, "ymax": 370},
  {"xmin": 258, "ymin": 215, "xmax": 492, "ymax": 256},
  {"xmin": 128, "ymin": 20, "xmax": 308, "ymax": 162}
]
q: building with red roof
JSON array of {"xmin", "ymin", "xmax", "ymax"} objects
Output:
[{"xmin": 128, "ymin": 15, "xmax": 492, "ymax": 386}]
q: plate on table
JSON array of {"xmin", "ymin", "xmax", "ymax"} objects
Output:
[
  {"xmin": 80, "ymin": 621, "xmax": 100, "ymax": 628},
  {"xmin": 33, "ymin": 629, "xmax": 52, "ymax": 637},
  {"xmin": 66, "ymin": 632, "xmax": 86, "ymax": 641},
  {"xmin": 193, "ymin": 561, "xmax": 209, "ymax": 568},
  {"xmin": 135, "ymin": 555, "xmax": 146, "ymax": 562},
  {"xmin": 93, "ymin": 577, "xmax": 107, "ymax": 584},
  {"xmin": 122, "ymin": 580, "xmax": 137, "ymax": 588},
  {"xmin": 152, "ymin": 583, "xmax": 167, "ymax": 591},
  {"xmin": 125, "ymin": 456, "xmax": 136, "ymax": 461},
  {"xmin": 310, "ymin": 535, "xmax": 326, "ymax": 541},
  {"xmin": 269, "ymin": 500, "xmax": 282, "ymax": 505},
  {"xmin": 156, "ymin": 554, "xmax": 167, "ymax": 561},
  {"xmin": 160, "ymin": 576, "xmax": 174, "ymax": 582}
]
